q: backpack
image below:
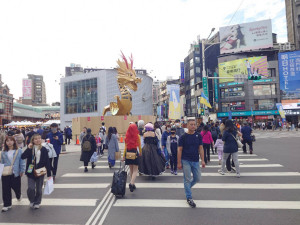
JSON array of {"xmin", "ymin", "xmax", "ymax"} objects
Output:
[
  {"xmin": 15, "ymin": 135, "xmax": 24, "ymax": 145},
  {"xmin": 82, "ymin": 136, "xmax": 92, "ymax": 152}
]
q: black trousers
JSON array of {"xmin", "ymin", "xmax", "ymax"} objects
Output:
[
  {"xmin": 2, "ymin": 175, "xmax": 21, "ymax": 207},
  {"xmin": 203, "ymin": 143, "xmax": 211, "ymax": 163},
  {"xmin": 242, "ymin": 139, "xmax": 253, "ymax": 152},
  {"xmin": 226, "ymin": 154, "xmax": 235, "ymax": 171},
  {"xmin": 170, "ymin": 148, "xmax": 178, "ymax": 171},
  {"xmin": 49, "ymin": 155, "xmax": 59, "ymax": 176}
]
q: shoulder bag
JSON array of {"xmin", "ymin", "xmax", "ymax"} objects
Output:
[
  {"xmin": 2, "ymin": 149, "xmax": 19, "ymax": 176},
  {"xmin": 230, "ymin": 133, "xmax": 243, "ymax": 148},
  {"xmin": 32, "ymin": 148, "xmax": 47, "ymax": 177}
]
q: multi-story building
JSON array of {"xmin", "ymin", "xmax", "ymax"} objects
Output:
[
  {"xmin": 285, "ymin": 0, "xmax": 300, "ymax": 50},
  {"xmin": 182, "ymin": 35, "xmax": 220, "ymax": 118},
  {"xmin": 22, "ymin": 74, "xmax": 47, "ymax": 105},
  {"xmin": 152, "ymin": 80, "xmax": 163, "ymax": 117},
  {"xmin": 60, "ymin": 68, "xmax": 153, "ymax": 128},
  {"xmin": 156, "ymin": 79, "xmax": 180, "ymax": 120},
  {"xmin": 0, "ymin": 75, "xmax": 13, "ymax": 125}
]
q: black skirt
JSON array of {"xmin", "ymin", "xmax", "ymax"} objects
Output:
[{"xmin": 125, "ymin": 149, "xmax": 139, "ymax": 165}]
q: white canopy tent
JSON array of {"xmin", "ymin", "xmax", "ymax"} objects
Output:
[{"xmin": 43, "ymin": 120, "xmax": 60, "ymax": 126}]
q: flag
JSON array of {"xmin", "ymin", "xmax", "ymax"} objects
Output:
[{"xmin": 200, "ymin": 92, "xmax": 212, "ymax": 108}]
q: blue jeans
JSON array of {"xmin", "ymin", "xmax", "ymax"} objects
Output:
[
  {"xmin": 182, "ymin": 159, "xmax": 201, "ymax": 200},
  {"xmin": 163, "ymin": 147, "xmax": 169, "ymax": 166}
]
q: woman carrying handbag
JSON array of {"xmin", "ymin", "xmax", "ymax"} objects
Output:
[
  {"xmin": 21, "ymin": 134, "xmax": 51, "ymax": 209},
  {"xmin": 1, "ymin": 136, "xmax": 26, "ymax": 212},
  {"xmin": 122, "ymin": 124, "xmax": 142, "ymax": 192}
]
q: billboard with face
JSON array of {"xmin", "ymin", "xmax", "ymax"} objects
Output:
[
  {"xmin": 219, "ymin": 19, "xmax": 273, "ymax": 54},
  {"xmin": 219, "ymin": 56, "xmax": 268, "ymax": 83},
  {"xmin": 22, "ymin": 79, "xmax": 32, "ymax": 99}
]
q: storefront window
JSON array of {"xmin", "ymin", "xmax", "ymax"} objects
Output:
[
  {"xmin": 65, "ymin": 78, "xmax": 98, "ymax": 114},
  {"xmin": 254, "ymin": 99, "xmax": 276, "ymax": 110},
  {"xmin": 253, "ymin": 84, "xmax": 276, "ymax": 96},
  {"xmin": 221, "ymin": 101, "xmax": 245, "ymax": 112},
  {"xmin": 220, "ymin": 87, "xmax": 245, "ymax": 99}
]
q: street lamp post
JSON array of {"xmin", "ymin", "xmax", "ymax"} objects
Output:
[{"xmin": 202, "ymin": 28, "xmax": 215, "ymax": 79}]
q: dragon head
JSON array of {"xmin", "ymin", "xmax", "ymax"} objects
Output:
[{"xmin": 116, "ymin": 52, "xmax": 142, "ymax": 91}]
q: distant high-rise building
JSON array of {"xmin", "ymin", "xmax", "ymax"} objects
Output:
[
  {"xmin": 285, "ymin": 0, "xmax": 300, "ymax": 50},
  {"xmin": 22, "ymin": 74, "xmax": 47, "ymax": 105},
  {"xmin": 0, "ymin": 74, "xmax": 13, "ymax": 125}
]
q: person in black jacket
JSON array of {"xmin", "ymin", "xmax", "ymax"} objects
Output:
[
  {"xmin": 80, "ymin": 128, "xmax": 96, "ymax": 172},
  {"xmin": 21, "ymin": 134, "xmax": 51, "ymax": 209}
]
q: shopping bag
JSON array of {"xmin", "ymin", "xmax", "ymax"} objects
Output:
[
  {"xmin": 115, "ymin": 151, "xmax": 121, "ymax": 160},
  {"xmin": 44, "ymin": 177, "xmax": 54, "ymax": 195},
  {"xmin": 0, "ymin": 163, "xmax": 4, "ymax": 179},
  {"xmin": 90, "ymin": 152, "xmax": 98, "ymax": 163}
]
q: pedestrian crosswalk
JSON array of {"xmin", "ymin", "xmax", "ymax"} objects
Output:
[
  {"xmin": 1, "ymin": 144, "xmax": 300, "ymax": 225},
  {"xmin": 253, "ymin": 130, "xmax": 300, "ymax": 139}
]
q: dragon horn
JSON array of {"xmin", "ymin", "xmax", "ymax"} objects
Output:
[
  {"xmin": 129, "ymin": 53, "xmax": 133, "ymax": 69},
  {"xmin": 120, "ymin": 50, "xmax": 129, "ymax": 69}
]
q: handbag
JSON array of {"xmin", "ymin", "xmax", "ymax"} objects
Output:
[
  {"xmin": 251, "ymin": 135, "xmax": 256, "ymax": 142},
  {"xmin": 115, "ymin": 151, "xmax": 121, "ymax": 160},
  {"xmin": 1, "ymin": 149, "xmax": 19, "ymax": 176},
  {"xmin": 32, "ymin": 148, "xmax": 47, "ymax": 177},
  {"xmin": 43, "ymin": 177, "xmax": 54, "ymax": 195},
  {"xmin": 125, "ymin": 152, "xmax": 137, "ymax": 160},
  {"xmin": 230, "ymin": 133, "xmax": 243, "ymax": 148}
]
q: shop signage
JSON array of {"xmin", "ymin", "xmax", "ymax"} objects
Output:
[
  {"xmin": 284, "ymin": 109, "xmax": 300, "ymax": 115},
  {"xmin": 217, "ymin": 110, "xmax": 279, "ymax": 117},
  {"xmin": 253, "ymin": 79, "xmax": 273, "ymax": 83},
  {"xmin": 180, "ymin": 62, "xmax": 184, "ymax": 83},
  {"xmin": 227, "ymin": 82, "xmax": 244, "ymax": 86},
  {"xmin": 255, "ymin": 116, "xmax": 269, "ymax": 120},
  {"xmin": 202, "ymin": 77, "xmax": 209, "ymax": 99},
  {"xmin": 214, "ymin": 72, "xmax": 219, "ymax": 103}
]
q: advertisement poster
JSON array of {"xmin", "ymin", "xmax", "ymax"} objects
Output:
[
  {"xmin": 168, "ymin": 84, "xmax": 181, "ymax": 120},
  {"xmin": 22, "ymin": 79, "xmax": 32, "ymax": 99},
  {"xmin": 276, "ymin": 103, "xmax": 286, "ymax": 119},
  {"xmin": 219, "ymin": 19, "xmax": 273, "ymax": 54},
  {"xmin": 281, "ymin": 99, "xmax": 300, "ymax": 109},
  {"xmin": 219, "ymin": 56, "xmax": 268, "ymax": 83},
  {"xmin": 278, "ymin": 51, "xmax": 300, "ymax": 100}
]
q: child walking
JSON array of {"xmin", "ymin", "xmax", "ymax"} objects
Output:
[
  {"xmin": 214, "ymin": 134, "xmax": 224, "ymax": 165},
  {"xmin": 166, "ymin": 127, "xmax": 179, "ymax": 175},
  {"xmin": 95, "ymin": 134, "xmax": 102, "ymax": 155}
]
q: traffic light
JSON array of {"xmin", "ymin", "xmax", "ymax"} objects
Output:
[{"xmin": 201, "ymin": 108, "xmax": 204, "ymax": 116}]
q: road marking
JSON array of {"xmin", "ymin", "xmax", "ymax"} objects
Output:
[
  {"xmin": 62, "ymin": 172, "xmax": 300, "ymax": 177},
  {"xmin": 205, "ymin": 164, "xmax": 283, "ymax": 168},
  {"xmin": 210, "ymin": 154, "xmax": 258, "ymax": 157},
  {"xmin": 5, "ymin": 198, "xmax": 97, "ymax": 206},
  {"xmin": 55, "ymin": 183, "xmax": 110, "ymax": 188},
  {"xmin": 114, "ymin": 199, "xmax": 300, "ymax": 209},
  {"xmin": 79, "ymin": 166, "xmax": 118, "ymax": 169},
  {"xmin": 99, "ymin": 194, "xmax": 115, "ymax": 225},
  {"xmin": 0, "ymin": 224, "xmax": 80, "ymax": 225},
  {"xmin": 132, "ymin": 183, "xmax": 300, "ymax": 189},
  {"xmin": 91, "ymin": 194, "xmax": 114, "ymax": 225}
]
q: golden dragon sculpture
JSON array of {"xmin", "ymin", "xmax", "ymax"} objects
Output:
[{"xmin": 102, "ymin": 52, "xmax": 142, "ymax": 116}]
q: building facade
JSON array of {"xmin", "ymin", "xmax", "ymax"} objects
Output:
[
  {"xmin": 286, "ymin": 0, "xmax": 300, "ymax": 50},
  {"xmin": 0, "ymin": 75, "xmax": 13, "ymax": 125},
  {"xmin": 60, "ymin": 69, "xmax": 153, "ymax": 128},
  {"xmin": 22, "ymin": 74, "xmax": 47, "ymax": 105}
]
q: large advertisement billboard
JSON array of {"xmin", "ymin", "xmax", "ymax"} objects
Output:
[
  {"xmin": 220, "ymin": 19, "xmax": 273, "ymax": 54},
  {"xmin": 22, "ymin": 79, "xmax": 32, "ymax": 99},
  {"xmin": 219, "ymin": 56, "xmax": 268, "ymax": 83},
  {"xmin": 167, "ymin": 84, "xmax": 180, "ymax": 120},
  {"xmin": 278, "ymin": 51, "xmax": 300, "ymax": 100}
]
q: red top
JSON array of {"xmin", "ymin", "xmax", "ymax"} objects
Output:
[{"xmin": 200, "ymin": 131, "xmax": 214, "ymax": 144}]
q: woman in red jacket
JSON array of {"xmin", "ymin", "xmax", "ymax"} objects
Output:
[{"xmin": 200, "ymin": 125, "xmax": 214, "ymax": 164}]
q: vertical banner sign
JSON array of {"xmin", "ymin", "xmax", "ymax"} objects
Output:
[
  {"xmin": 276, "ymin": 103, "xmax": 286, "ymax": 119},
  {"xmin": 87, "ymin": 117, "xmax": 90, "ymax": 121},
  {"xmin": 197, "ymin": 102, "xmax": 201, "ymax": 115},
  {"xmin": 202, "ymin": 77, "xmax": 209, "ymax": 99},
  {"xmin": 214, "ymin": 72, "xmax": 219, "ymax": 103},
  {"xmin": 168, "ymin": 84, "xmax": 181, "ymax": 120},
  {"xmin": 138, "ymin": 115, "xmax": 142, "ymax": 120},
  {"xmin": 100, "ymin": 116, "xmax": 104, "ymax": 121},
  {"xmin": 124, "ymin": 115, "xmax": 127, "ymax": 120},
  {"xmin": 180, "ymin": 62, "xmax": 185, "ymax": 83}
]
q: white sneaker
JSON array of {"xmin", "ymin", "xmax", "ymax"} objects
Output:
[
  {"xmin": 1, "ymin": 206, "xmax": 11, "ymax": 212},
  {"xmin": 218, "ymin": 169, "xmax": 225, "ymax": 175},
  {"xmin": 29, "ymin": 203, "xmax": 34, "ymax": 209},
  {"xmin": 17, "ymin": 194, "xmax": 22, "ymax": 201},
  {"xmin": 34, "ymin": 204, "xmax": 40, "ymax": 209},
  {"xmin": 236, "ymin": 173, "xmax": 241, "ymax": 178}
]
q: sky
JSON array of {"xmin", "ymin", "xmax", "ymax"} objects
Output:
[{"xmin": 0, "ymin": 0, "xmax": 287, "ymax": 104}]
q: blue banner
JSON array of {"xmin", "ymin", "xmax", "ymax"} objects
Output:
[
  {"xmin": 180, "ymin": 62, "xmax": 184, "ymax": 83},
  {"xmin": 278, "ymin": 51, "xmax": 300, "ymax": 99},
  {"xmin": 214, "ymin": 72, "xmax": 219, "ymax": 103},
  {"xmin": 218, "ymin": 110, "xmax": 280, "ymax": 117}
]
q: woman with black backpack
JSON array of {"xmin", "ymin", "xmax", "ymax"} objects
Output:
[{"xmin": 80, "ymin": 128, "xmax": 96, "ymax": 172}]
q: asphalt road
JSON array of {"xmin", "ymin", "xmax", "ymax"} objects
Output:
[{"xmin": 0, "ymin": 130, "xmax": 299, "ymax": 225}]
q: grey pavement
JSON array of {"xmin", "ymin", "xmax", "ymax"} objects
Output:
[{"xmin": 0, "ymin": 135, "xmax": 299, "ymax": 225}]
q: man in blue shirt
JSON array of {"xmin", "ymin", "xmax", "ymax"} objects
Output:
[
  {"xmin": 36, "ymin": 126, "xmax": 44, "ymax": 136},
  {"xmin": 178, "ymin": 119, "xmax": 205, "ymax": 208},
  {"xmin": 47, "ymin": 123, "xmax": 63, "ymax": 182},
  {"xmin": 241, "ymin": 122, "xmax": 253, "ymax": 154}
]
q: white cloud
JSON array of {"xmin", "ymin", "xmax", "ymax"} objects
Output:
[{"xmin": 0, "ymin": 0, "xmax": 287, "ymax": 104}]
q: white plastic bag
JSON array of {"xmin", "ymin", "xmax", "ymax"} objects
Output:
[
  {"xmin": 42, "ymin": 143, "xmax": 57, "ymax": 158},
  {"xmin": 0, "ymin": 164, "xmax": 4, "ymax": 179},
  {"xmin": 90, "ymin": 152, "xmax": 98, "ymax": 163},
  {"xmin": 44, "ymin": 177, "xmax": 54, "ymax": 195}
]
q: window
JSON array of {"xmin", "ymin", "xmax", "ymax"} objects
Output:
[
  {"xmin": 222, "ymin": 101, "xmax": 245, "ymax": 112},
  {"xmin": 65, "ymin": 78, "xmax": 98, "ymax": 114},
  {"xmin": 254, "ymin": 99, "xmax": 276, "ymax": 110},
  {"xmin": 190, "ymin": 58, "xmax": 194, "ymax": 67},
  {"xmin": 220, "ymin": 87, "xmax": 245, "ymax": 99},
  {"xmin": 195, "ymin": 57, "xmax": 200, "ymax": 63},
  {"xmin": 190, "ymin": 68, "xmax": 194, "ymax": 77},
  {"xmin": 191, "ymin": 88, "xmax": 195, "ymax": 96},
  {"xmin": 195, "ymin": 67, "xmax": 201, "ymax": 74},
  {"xmin": 253, "ymin": 84, "xmax": 275, "ymax": 96},
  {"xmin": 190, "ymin": 79, "xmax": 194, "ymax": 87},
  {"xmin": 268, "ymin": 68, "xmax": 276, "ymax": 77}
]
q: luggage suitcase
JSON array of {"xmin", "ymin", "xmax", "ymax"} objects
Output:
[{"xmin": 111, "ymin": 162, "xmax": 127, "ymax": 197}]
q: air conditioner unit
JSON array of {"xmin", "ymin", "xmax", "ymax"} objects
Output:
[
  {"xmin": 285, "ymin": 42, "xmax": 291, "ymax": 50},
  {"xmin": 279, "ymin": 43, "xmax": 285, "ymax": 51}
]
